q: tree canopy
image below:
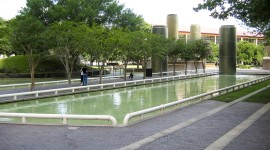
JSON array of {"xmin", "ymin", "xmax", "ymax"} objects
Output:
[
  {"xmin": 194, "ymin": 0, "xmax": 270, "ymax": 39},
  {"xmin": 21, "ymin": 0, "xmax": 146, "ymax": 29}
]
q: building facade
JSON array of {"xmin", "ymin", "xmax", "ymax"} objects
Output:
[{"xmin": 178, "ymin": 26, "xmax": 265, "ymax": 45}]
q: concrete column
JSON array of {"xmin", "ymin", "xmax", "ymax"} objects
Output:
[
  {"xmin": 219, "ymin": 25, "xmax": 236, "ymax": 75},
  {"xmin": 167, "ymin": 14, "xmax": 178, "ymax": 40},
  {"xmin": 190, "ymin": 24, "xmax": 201, "ymax": 41},
  {"xmin": 262, "ymin": 46, "xmax": 270, "ymax": 70},
  {"xmin": 152, "ymin": 25, "xmax": 168, "ymax": 73}
]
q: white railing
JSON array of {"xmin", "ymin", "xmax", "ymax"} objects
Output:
[
  {"xmin": 0, "ymin": 76, "xmax": 124, "ymax": 89},
  {"xmin": 0, "ymin": 73, "xmax": 217, "ymax": 102},
  {"xmin": 123, "ymin": 75, "xmax": 270, "ymax": 125},
  {"xmin": 152, "ymin": 69, "xmax": 218, "ymax": 76},
  {"xmin": 0, "ymin": 113, "xmax": 117, "ymax": 126}
]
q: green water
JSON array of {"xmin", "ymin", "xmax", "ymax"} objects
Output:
[{"xmin": 0, "ymin": 75, "xmax": 264, "ymax": 124}]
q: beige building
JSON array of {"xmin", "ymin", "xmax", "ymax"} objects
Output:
[{"xmin": 178, "ymin": 26, "xmax": 265, "ymax": 45}]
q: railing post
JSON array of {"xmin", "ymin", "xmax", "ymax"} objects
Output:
[
  {"xmin": 63, "ymin": 118, "xmax": 67, "ymax": 124},
  {"xmin": 22, "ymin": 116, "xmax": 26, "ymax": 123}
]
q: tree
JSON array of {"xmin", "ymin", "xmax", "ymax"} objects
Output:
[
  {"xmin": 114, "ymin": 8, "xmax": 147, "ymax": 32},
  {"xmin": 181, "ymin": 41, "xmax": 194, "ymax": 75},
  {"xmin": 194, "ymin": 0, "xmax": 270, "ymax": 38},
  {"xmin": 237, "ymin": 41, "xmax": 255, "ymax": 65},
  {"xmin": 0, "ymin": 18, "xmax": 13, "ymax": 55},
  {"xmin": 237, "ymin": 41, "xmax": 264, "ymax": 66},
  {"xmin": 253, "ymin": 44, "xmax": 264, "ymax": 66},
  {"xmin": 140, "ymin": 32, "xmax": 156, "ymax": 79},
  {"xmin": 46, "ymin": 21, "xmax": 87, "ymax": 84},
  {"xmin": 168, "ymin": 39, "xmax": 185, "ymax": 76},
  {"xmin": 83, "ymin": 25, "xmax": 118, "ymax": 84},
  {"xmin": 10, "ymin": 15, "xmax": 47, "ymax": 91},
  {"xmin": 208, "ymin": 42, "xmax": 219, "ymax": 64},
  {"xmin": 189, "ymin": 39, "xmax": 209, "ymax": 73},
  {"xmin": 21, "ymin": 0, "xmax": 143, "ymax": 29},
  {"xmin": 115, "ymin": 30, "xmax": 133, "ymax": 81}
]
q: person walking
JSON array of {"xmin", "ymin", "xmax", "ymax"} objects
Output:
[{"xmin": 82, "ymin": 65, "xmax": 88, "ymax": 85}]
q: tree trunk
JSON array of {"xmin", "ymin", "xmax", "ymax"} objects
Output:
[
  {"xmin": 98, "ymin": 61, "xmax": 102, "ymax": 84},
  {"xmin": 124, "ymin": 60, "xmax": 128, "ymax": 81},
  {"xmin": 202, "ymin": 59, "xmax": 206, "ymax": 73},
  {"xmin": 185, "ymin": 61, "xmax": 188, "ymax": 75},
  {"xmin": 173, "ymin": 58, "xmax": 176, "ymax": 76},
  {"xmin": 143, "ymin": 62, "xmax": 146, "ymax": 79},
  {"xmin": 67, "ymin": 71, "xmax": 72, "ymax": 85},
  {"xmin": 26, "ymin": 53, "xmax": 38, "ymax": 91},
  {"xmin": 160, "ymin": 60, "xmax": 163, "ymax": 77},
  {"xmin": 194, "ymin": 60, "xmax": 198, "ymax": 73},
  {"xmin": 30, "ymin": 66, "xmax": 35, "ymax": 91}
]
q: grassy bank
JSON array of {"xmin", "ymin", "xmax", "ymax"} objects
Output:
[{"xmin": 214, "ymin": 79, "xmax": 270, "ymax": 104}]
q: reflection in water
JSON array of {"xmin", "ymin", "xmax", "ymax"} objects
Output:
[
  {"xmin": 113, "ymin": 93, "xmax": 121, "ymax": 107},
  {"xmin": 218, "ymin": 75, "xmax": 236, "ymax": 89},
  {"xmin": 0, "ymin": 75, "xmax": 264, "ymax": 122},
  {"xmin": 57, "ymin": 103, "xmax": 67, "ymax": 114}
]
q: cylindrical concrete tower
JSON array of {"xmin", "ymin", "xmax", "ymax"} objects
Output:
[
  {"xmin": 219, "ymin": 25, "xmax": 236, "ymax": 75},
  {"xmin": 190, "ymin": 24, "xmax": 201, "ymax": 41},
  {"xmin": 152, "ymin": 25, "xmax": 168, "ymax": 73},
  {"xmin": 167, "ymin": 14, "xmax": 178, "ymax": 40}
]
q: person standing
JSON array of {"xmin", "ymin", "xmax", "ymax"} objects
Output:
[
  {"xmin": 82, "ymin": 65, "xmax": 88, "ymax": 85},
  {"xmin": 80, "ymin": 68, "xmax": 83, "ymax": 85},
  {"xmin": 129, "ymin": 72, "xmax": 133, "ymax": 80}
]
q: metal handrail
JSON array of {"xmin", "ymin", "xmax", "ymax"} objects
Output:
[
  {"xmin": 122, "ymin": 75, "xmax": 270, "ymax": 125},
  {"xmin": 0, "ymin": 73, "xmax": 217, "ymax": 102},
  {"xmin": 0, "ymin": 113, "xmax": 117, "ymax": 126}
]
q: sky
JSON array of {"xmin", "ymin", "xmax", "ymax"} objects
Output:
[{"xmin": 0, "ymin": 0, "xmax": 247, "ymax": 31}]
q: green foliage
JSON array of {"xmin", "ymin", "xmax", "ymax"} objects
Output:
[
  {"xmin": 0, "ymin": 55, "xmax": 29, "ymax": 73},
  {"xmin": 214, "ymin": 79, "xmax": 270, "ymax": 103},
  {"xmin": 0, "ymin": 18, "xmax": 13, "ymax": 55},
  {"xmin": 208, "ymin": 42, "xmax": 219, "ymax": 63},
  {"xmin": 237, "ymin": 41, "xmax": 264, "ymax": 65},
  {"xmin": 21, "ymin": 0, "xmax": 145, "ymax": 30},
  {"xmin": 46, "ymin": 21, "xmax": 88, "ymax": 83},
  {"xmin": 0, "ymin": 55, "xmax": 64, "ymax": 73}
]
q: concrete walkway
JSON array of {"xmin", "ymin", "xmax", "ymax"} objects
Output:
[{"xmin": 0, "ymin": 100, "xmax": 269, "ymax": 150}]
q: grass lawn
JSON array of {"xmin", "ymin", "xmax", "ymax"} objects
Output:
[
  {"xmin": 0, "ymin": 78, "xmax": 67, "ymax": 85},
  {"xmin": 214, "ymin": 79, "xmax": 270, "ymax": 104},
  {"xmin": 244, "ymin": 87, "xmax": 270, "ymax": 104}
]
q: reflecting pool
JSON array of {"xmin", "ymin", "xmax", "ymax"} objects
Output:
[{"xmin": 0, "ymin": 75, "xmax": 265, "ymax": 123}]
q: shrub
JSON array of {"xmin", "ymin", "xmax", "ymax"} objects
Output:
[{"xmin": 0, "ymin": 55, "xmax": 65, "ymax": 73}]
